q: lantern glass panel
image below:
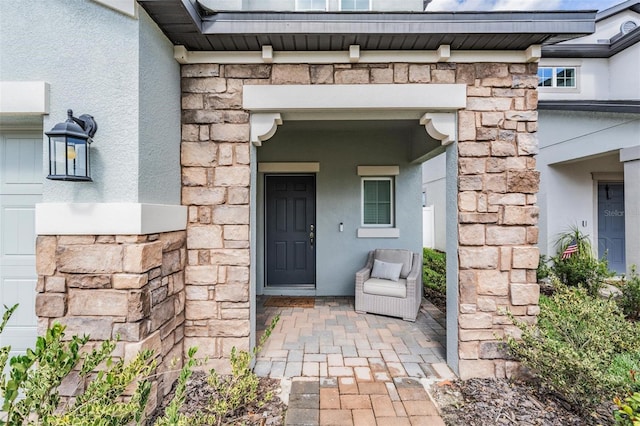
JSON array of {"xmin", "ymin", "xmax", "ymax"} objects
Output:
[
  {"xmin": 50, "ymin": 136, "xmax": 67, "ymax": 177},
  {"xmin": 67, "ymin": 137, "xmax": 87, "ymax": 178}
]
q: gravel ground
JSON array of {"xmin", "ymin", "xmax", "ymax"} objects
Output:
[
  {"xmin": 432, "ymin": 378, "xmax": 616, "ymax": 426},
  {"xmin": 149, "ymin": 371, "xmax": 287, "ymax": 425}
]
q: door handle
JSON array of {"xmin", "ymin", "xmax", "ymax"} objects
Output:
[{"xmin": 309, "ymin": 224, "xmax": 315, "ymax": 249}]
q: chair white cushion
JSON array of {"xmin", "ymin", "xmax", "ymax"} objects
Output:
[
  {"xmin": 371, "ymin": 259, "xmax": 403, "ymax": 282},
  {"xmin": 374, "ymin": 249, "xmax": 413, "ymax": 278},
  {"xmin": 363, "ymin": 278, "xmax": 407, "ymax": 298}
]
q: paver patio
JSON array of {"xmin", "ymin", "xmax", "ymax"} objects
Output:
[{"xmin": 256, "ymin": 296, "xmax": 454, "ymax": 425}]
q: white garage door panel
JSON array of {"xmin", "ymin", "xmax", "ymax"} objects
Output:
[{"xmin": 0, "ymin": 133, "xmax": 42, "ymax": 356}]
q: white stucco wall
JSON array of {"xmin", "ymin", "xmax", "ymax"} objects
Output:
[
  {"xmin": 563, "ymin": 10, "xmax": 640, "ymax": 45},
  {"xmin": 610, "ymin": 45, "xmax": 640, "ymax": 100},
  {"xmin": 0, "ymin": 1, "xmax": 180, "ymax": 205},
  {"xmin": 422, "ymin": 153, "xmax": 447, "ymax": 251}
]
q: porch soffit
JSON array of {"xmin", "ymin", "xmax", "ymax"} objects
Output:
[{"xmin": 244, "ymin": 84, "xmax": 464, "ymax": 146}]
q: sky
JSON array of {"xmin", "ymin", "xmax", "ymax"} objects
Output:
[{"xmin": 426, "ymin": 0, "xmax": 625, "ymax": 11}]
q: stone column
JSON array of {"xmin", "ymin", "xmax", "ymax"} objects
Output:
[
  {"xmin": 621, "ymin": 146, "xmax": 640, "ymax": 274},
  {"xmin": 35, "ymin": 231, "xmax": 186, "ymax": 412},
  {"xmin": 455, "ymin": 63, "xmax": 541, "ymax": 379}
]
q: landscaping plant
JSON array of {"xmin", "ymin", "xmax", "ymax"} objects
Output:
[
  {"xmin": 423, "ymin": 248, "xmax": 446, "ymax": 295},
  {"xmin": 550, "ymin": 227, "xmax": 613, "ymax": 296},
  {"xmin": 620, "ymin": 266, "xmax": 640, "ymax": 321},
  {"xmin": 614, "ymin": 371, "xmax": 640, "ymax": 426},
  {"xmin": 507, "ymin": 276, "xmax": 640, "ymax": 412}
]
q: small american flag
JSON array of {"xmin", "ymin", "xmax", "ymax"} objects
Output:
[{"xmin": 561, "ymin": 239, "xmax": 578, "ymax": 260}]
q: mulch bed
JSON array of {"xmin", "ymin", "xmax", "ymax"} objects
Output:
[
  {"xmin": 433, "ymin": 378, "xmax": 616, "ymax": 426},
  {"xmin": 424, "ymin": 287, "xmax": 447, "ymax": 313}
]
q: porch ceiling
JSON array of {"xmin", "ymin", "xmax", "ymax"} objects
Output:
[{"xmin": 137, "ymin": 0, "xmax": 596, "ymax": 51}]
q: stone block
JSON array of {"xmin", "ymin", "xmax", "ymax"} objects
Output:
[
  {"xmin": 214, "ymin": 166, "xmax": 250, "ymax": 187},
  {"xmin": 185, "ymin": 265, "xmax": 218, "ymax": 285},
  {"xmin": 182, "ymin": 64, "xmax": 220, "ymax": 78},
  {"xmin": 507, "ymin": 170, "xmax": 540, "ymax": 194},
  {"xmin": 476, "ymin": 127, "xmax": 498, "ymax": 141},
  {"xmin": 458, "ymin": 142, "xmax": 489, "ymax": 157},
  {"xmin": 211, "ymin": 124, "xmax": 249, "ymax": 143},
  {"xmin": 460, "ymin": 303, "xmax": 477, "ymax": 314},
  {"xmin": 124, "ymin": 242, "xmax": 163, "ymax": 274},
  {"xmin": 459, "ymin": 247, "xmax": 499, "ymax": 269},
  {"xmin": 476, "ymin": 270, "xmax": 509, "ymax": 296},
  {"xmin": 186, "ymin": 300, "xmax": 218, "ymax": 320},
  {"xmin": 113, "ymin": 321, "xmax": 150, "ymax": 342},
  {"xmin": 488, "ymin": 193, "xmax": 526, "ymax": 206},
  {"xmin": 187, "ymin": 225, "xmax": 223, "ymax": 249},
  {"xmin": 310, "ymin": 65, "xmax": 334, "ymax": 84},
  {"xmin": 467, "ymin": 97, "xmax": 513, "ymax": 111},
  {"xmin": 432, "ymin": 69, "xmax": 455, "ymax": 83},
  {"xmin": 459, "ymin": 270, "xmax": 478, "ymax": 304},
  {"xmin": 208, "ymin": 319, "xmax": 250, "ymax": 337},
  {"xmin": 272, "ymin": 64, "xmax": 311, "ymax": 84},
  {"xmin": 182, "ymin": 94, "xmax": 203, "ymax": 110},
  {"xmin": 36, "ymin": 236, "xmax": 57, "ymax": 276},
  {"xmin": 124, "ymin": 330, "xmax": 162, "ymax": 362},
  {"xmin": 162, "ymin": 250, "xmax": 182, "ymax": 276},
  {"xmin": 128, "ymin": 289, "xmax": 151, "ymax": 322},
  {"xmin": 235, "ymin": 145, "xmax": 250, "ymax": 164},
  {"xmin": 210, "ymin": 249, "xmax": 250, "ymax": 266},
  {"xmin": 220, "ymin": 336, "xmax": 250, "ymax": 357},
  {"xmin": 182, "ymin": 124, "xmax": 200, "ymax": 141},
  {"xmin": 481, "ymin": 77, "xmax": 513, "ymax": 87},
  {"xmin": 459, "ymin": 213, "xmax": 498, "ymax": 224},
  {"xmin": 492, "ymin": 88, "xmax": 525, "ymax": 97},
  {"xmin": 393, "ymin": 63, "xmax": 408, "ymax": 83},
  {"xmin": 224, "ymin": 64, "xmax": 270, "ymax": 79},
  {"xmin": 227, "ymin": 187, "xmax": 249, "ymax": 205},
  {"xmin": 459, "ymin": 224, "xmax": 485, "ymax": 246},
  {"xmin": 151, "ymin": 298, "xmax": 176, "ymax": 331},
  {"xmin": 226, "ymin": 266, "xmax": 249, "ymax": 283},
  {"xmin": 36, "ymin": 293, "xmax": 66, "ymax": 317},
  {"xmin": 475, "ymin": 63, "xmax": 509, "ymax": 78},
  {"xmin": 204, "ymin": 92, "xmax": 242, "ymax": 109},
  {"xmin": 459, "ymin": 313, "xmax": 493, "ymax": 329},
  {"xmin": 458, "ymin": 111, "xmax": 476, "ymax": 141},
  {"xmin": 455, "ymin": 64, "xmax": 476, "ymax": 84},
  {"xmin": 182, "ymin": 187, "xmax": 226, "ymax": 206},
  {"xmin": 182, "ymin": 167, "xmax": 208, "ymax": 186},
  {"xmin": 490, "ymin": 141, "xmax": 516, "ymax": 157},
  {"xmin": 500, "ymin": 247, "xmax": 512, "ymax": 271},
  {"xmin": 517, "ymin": 132, "xmax": 538, "ymax": 155},
  {"xmin": 186, "ymin": 286, "xmax": 209, "ymax": 300},
  {"xmin": 217, "ymin": 143, "xmax": 234, "ymax": 166},
  {"xmin": 481, "ymin": 112, "xmax": 504, "ymax": 127},
  {"xmin": 485, "ymin": 174, "xmax": 507, "ymax": 193},
  {"xmin": 408, "ymin": 65, "xmax": 430, "ymax": 83},
  {"xmin": 212, "ymin": 205, "xmax": 249, "ymax": 225},
  {"xmin": 477, "ymin": 297, "xmax": 497, "ymax": 312},
  {"xmin": 58, "ymin": 236, "xmax": 96, "ymax": 245},
  {"xmin": 501, "ymin": 206, "xmax": 539, "ymax": 225},
  {"xmin": 467, "ymin": 86, "xmax": 492, "ymax": 97},
  {"xmin": 58, "ymin": 245, "xmax": 123, "ymax": 274},
  {"xmin": 459, "ymin": 158, "xmax": 485, "ymax": 175},
  {"xmin": 69, "ymin": 290, "xmax": 128, "ymax": 317},
  {"xmin": 458, "ymin": 175, "xmax": 483, "ymax": 191},
  {"xmin": 512, "ymin": 75, "xmax": 538, "ymax": 89},
  {"xmin": 370, "ymin": 68, "xmax": 393, "ymax": 83},
  {"xmin": 485, "ymin": 226, "xmax": 526, "ymax": 245},
  {"xmin": 113, "ymin": 274, "xmax": 148, "ymax": 290},
  {"xmin": 67, "ymin": 275, "xmax": 111, "ymax": 289},
  {"xmin": 459, "ymin": 329, "xmax": 500, "ymax": 342},
  {"xmin": 224, "ymin": 225, "xmax": 249, "ymax": 241},
  {"xmin": 459, "ymin": 341, "xmax": 479, "ymax": 359},
  {"xmin": 58, "ymin": 317, "xmax": 113, "ymax": 341},
  {"xmin": 526, "ymin": 227, "xmax": 539, "ymax": 244},
  {"xmin": 458, "ymin": 192, "xmax": 477, "ymax": 212},
  {"xmin": 221, "ymin": 308, "xmax": 250, "ymax": 320},
  {"xmin": 505, "ymin": 110, "xmax": 537, "ymax": 122},
  {"xmin": 334, "ymin": 69, "xmax": 369, "ymax": 84},
  {"xmin": 479, "ymin": 342, "xmax": 511, "ymax": 360},
  {"xmin": 45, "ymin": 276, "xmax": 66, "ymax": 292},
  {"xmin": 182, "ymin": 77, "xmax": 226, "ymax": 93},
  {"xmin": 510, "ymin": 283, "xmax": 540, "ymax": 306},
  {"xmin": 512, "ymin": 247, "xmax": 539, "ymax": 269},
  {"xmin": 215, "ymin": 283, "xmax": 249, "ymax": 302}
]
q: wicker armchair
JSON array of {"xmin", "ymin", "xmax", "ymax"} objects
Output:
[{"xmin": 355, "ymin": 249, "xmax": 422, "ymax": 322}]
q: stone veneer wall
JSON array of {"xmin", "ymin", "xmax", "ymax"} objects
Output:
[
  {"xmin": 180, "ymin": 61, "xmax": 540, "ymax": 378},
  {"xmin": 35, "ymin": 231, "xmax": 186, "ymax": 412}
]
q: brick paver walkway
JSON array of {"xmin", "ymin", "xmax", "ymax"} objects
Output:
[{"xmin": 256, "ymin": 297, "xmax": 453, "ymax": 425}]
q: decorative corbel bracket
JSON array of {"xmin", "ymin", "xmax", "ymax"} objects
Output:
[
  {"xmin": 250, "ymin": 113, "xmax": 283, "ymax": 146},
  {"xmin": 420, "ymin": 112, "xmax": 456, "ymax": 146}
]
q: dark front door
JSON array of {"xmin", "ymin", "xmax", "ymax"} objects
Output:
[
  {"xmin": 598, "ymin": 182, "xmax": 626, "ymax": 274},
  {"xmin": 266, "ymin": 175, "xmax": 316, "ymax": 287}
]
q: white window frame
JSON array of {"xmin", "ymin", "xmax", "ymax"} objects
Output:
[
  {"xmin": 339, "ymin": 0, "xmax": 372, "ymax": 11},
  {"xmin": 295, "ymin": 0, "xmax": 328, "ymax": 11},
  {"xmin": 537, "ymin": 66, "xmax": 578, "ymax": 90},
  {"xmin": 361, "ymin": 176, "xmax": 394, "ymax": 227}
]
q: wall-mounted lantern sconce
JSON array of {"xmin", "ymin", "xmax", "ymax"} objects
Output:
[{"xmin": 45, "ymin": 109, "xmax": 97, "ymax": 181}]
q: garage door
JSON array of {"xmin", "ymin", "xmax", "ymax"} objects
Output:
[{"xmin": 0, "ymin": 133, "xmax": 42, "ymax": 359}]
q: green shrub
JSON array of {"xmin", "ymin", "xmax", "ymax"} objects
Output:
[
  {"xmin": 550, "ymin": 227, "xmax": 613, "ymax": 296},
  {"xmin": 507, "ymin": 277, "xmax": 640, "ymax": 412},
  {"xmin": 620, "ymin": 266, "xmax": 640, "ymax": 321},
  {"xmin": 615, "ymin": 371, "xmax": 640, "ymax": 426},
  {"xmin": 536, "ymin": 254, "xmax": 552, "ymax": 281},
  {"xmin": 423, "ymin": 248, "xmax": 446, "ymax": 295}
]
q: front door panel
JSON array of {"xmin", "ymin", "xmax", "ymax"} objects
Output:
[
  {"xmin": 266, "ymin": 175, "xmax": 316, "ymax": 287},
  {"xmin": 598, "ymin": 182, "xmax": 625, "ymax": 274}
]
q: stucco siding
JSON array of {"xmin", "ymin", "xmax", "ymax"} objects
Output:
[
  {"xmin": 422, "ymin": 153, "xmax": 447, "ymax": 252},
  {"xmin": 138, "ymin": 9, "xmax": 181, "ymax": 205},
  {"xmin": 256, "ymin": 121, "xmax": 423, "ymax": 296},
  {"xmin": 610, "ymin": 46, "xmax": 640, "ymax": 100}
]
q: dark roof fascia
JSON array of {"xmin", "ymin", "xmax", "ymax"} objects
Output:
[
  {"xmin": 596, "ymin": 0, "xmax": 640, "ymax": 22},
  {"xmin": 538, "ymin": 100, "xmax": 640, "ymax": 114},
  {"xmin": 199, "ymin": 10, "xmax": 595, "ymax": 36},
  {"xmin": 542, "ymin": 26, "xmax": 640, "ymax": 58}
]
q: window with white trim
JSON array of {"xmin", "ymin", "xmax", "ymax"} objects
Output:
[
  {"xmin": 362, "ymin": 177, "xmax": 394, "ymax": 227},
  {"xmin": 295, "ymin": 0, "xmax": 327, "ymax": 11},
  {"xmin": 340, "ymin": 0, "xmax": 371, "ymax": 11},
  {"xmin": 537, "ymin": 66, "xmax": 577, "ymax": 88}
]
